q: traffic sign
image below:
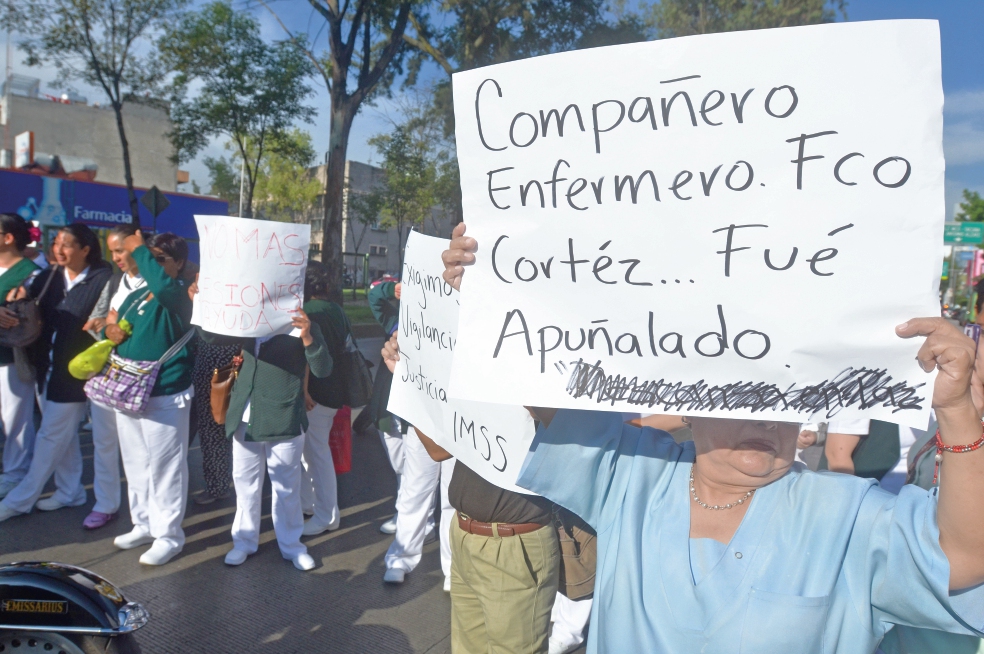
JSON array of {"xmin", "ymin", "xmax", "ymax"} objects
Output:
[
  {"xmin": 140, "ymin": 186, "xmax": 170, "ymax": 218},
  {"xmin": 944, "ymin": 222, "xmax": 984, "ymax": 244},
  {"xmin": 957, "ymin": 250, "xmax": 976, "ymax": 263}
]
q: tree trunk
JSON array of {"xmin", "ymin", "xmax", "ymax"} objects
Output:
[
  {"xmin": 321, "ymin": 96, "xmax": 356, "ymax": 304},
  {"xmin": 112, "ymin": 101, "xmax": 142, "ymax": 226}
]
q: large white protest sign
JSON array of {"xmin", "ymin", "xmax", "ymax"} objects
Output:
[
  {"xmin": 387, "ymin": 231, "xmax": 537, "ymax": 493},
  {"xmin": 448, "ymin": 21, "xmax": 943, "ymax": 428},
  {"xmin": 191, "ymin": 215, "xmax": 310, "ymax": 337}
]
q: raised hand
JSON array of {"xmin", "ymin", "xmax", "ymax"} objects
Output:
[{"xmin": 441, "ymin": 222, "xmax": 477, "ymax": 291}]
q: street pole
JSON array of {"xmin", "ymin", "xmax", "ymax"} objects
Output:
[{"xmin": 238, "ymin": 138, "xmax": 246, "ymax": 218}]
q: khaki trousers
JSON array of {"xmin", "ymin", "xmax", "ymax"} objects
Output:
[{"xmin": 449, "ymin": 518, "xmax": 559, "ymax": 654}]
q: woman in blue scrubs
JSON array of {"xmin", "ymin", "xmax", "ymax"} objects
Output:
[{"xmin": 440, "ymin": 224, "xmax": 984, "ymax": 654}]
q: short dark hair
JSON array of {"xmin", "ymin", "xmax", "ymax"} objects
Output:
[
  {"xmin": 146, "ymin": 232, "xmax": 188, "ymax": 271},
  {"xmin": 0, "ymin": 213, "xmax": 32, "ymax": 251},
  {"xmin": 304, "ymin": 260, "xmax": 331, "ymax": 302},
  {"xmin": 59, "ymin": 223, "xmax": 103, "ymax": 266},
  {"xmin": 108, "ymin": 223, "xmax": 139, "ymax": 239}
]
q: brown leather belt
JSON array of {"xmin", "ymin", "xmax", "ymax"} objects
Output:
[{"xmin": 457, "ymin": 512, "xmax": 543, "ymax": 537}]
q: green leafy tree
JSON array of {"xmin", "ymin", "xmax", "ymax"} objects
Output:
[
  {"xmin": 12, "ymin": 0, "xmax": 187, "ymax": 219},
  {"xmin": 369, "ymin": 124, "xmax": 436, "ymax": 270},
  {"xmin": 204, "ymin": 130, "xmax": 321, "ymax": 221},
  {"xmin": 251, "ymin": 130, "xmax": 323, "ymax": 222},
  {"xmin": 203, "ymin": 153, "xmax": 240, "ymax": 212},
  {"xmin": 955, "ymin": 190, "xmax": 984, "ymax": 223},
  {"xmin": 162, "ymin": 2, "xmax": 314, "ymax": 217},
  {"xmin": 644, "ymin": 0, "xmax": 845, "ymax": 38},
  {"xmin": 346, "ymin": 186, "xmax": 386, "ymax": 263},
  {"xmin": 257, "ymin": 0, "xmax": 414, "ymax": 302}
]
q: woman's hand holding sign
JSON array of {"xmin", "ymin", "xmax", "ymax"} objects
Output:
[{"xmin": 441, "ymin": 223, "xmax": 477, "ymax": 291}]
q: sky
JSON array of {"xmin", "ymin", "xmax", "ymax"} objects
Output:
[{"xmin": 4, "ymin": 0, "xmax": 983, "ymax": 218}]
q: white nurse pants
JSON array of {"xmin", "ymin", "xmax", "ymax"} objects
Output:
[
  {"xmin": 301, "ymin": 403, "xmax": 339, "ymax": 527},
  {"xmin": 231, "ymin": 427, "xmax": 307, "ymax": 559},
  {"xmin": 0, "ymin": 364, "xmax": 37, "ymax": 484},
  {"xmin": 439, "ymin": 457, "xmax": 454, "ymax": 578},
  {"xmin": 384, "ymin": 429, "xmax": 454, "ymax": 574},
  {"xmin": 89, "ymin": 400, "xmax": 122, "ymax": 515},
  {"xmin": 1, "ymin": 394, "xmax": 86, "ymax": 513},
  {"xmin": 551, "ymin": 593, "xmax": 593, "ymax": 649},
  {"xmin": 116, "ymin": 391, "xmax": 191, "ymax": 550}
]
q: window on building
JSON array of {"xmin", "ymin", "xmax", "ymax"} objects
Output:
[{"xmin": 369, "ymin": 245, "xmax": 388, "ymax": 256}]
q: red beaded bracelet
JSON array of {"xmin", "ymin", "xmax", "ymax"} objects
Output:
[{"xmin": 933, "ymin": 425, "xmax": 984, "ymax": 484}]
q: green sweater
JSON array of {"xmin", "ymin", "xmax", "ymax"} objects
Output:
[
  {"xmin": 0, "ymin": 257, "xmax": 40, "ymax": 365},
  {"xmin": 368, "ymin": 281, "xmax": 399, "ymax": 335},
  {"xmin": 224, "ymin": 324, "xmax": 332, "ymax": 442},
  {"xmin": 304, "ymin": 299, "xmax": 348, "ymax": 409},
  {"xmin": 115, "ymin": 246, "xmax": 195, "ymax": 396}
]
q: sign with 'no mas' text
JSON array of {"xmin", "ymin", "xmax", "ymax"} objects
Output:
[
  {"xmin": 387, "ymin": 231, "xmax": 538, "ymax": 493},
  {"xmin": 191, "ymin": 215, "xmax": 310, "ymax": 337},
  {"xmin": 448, "ymin": 20, "xmax": 944, "ymax": 428}
]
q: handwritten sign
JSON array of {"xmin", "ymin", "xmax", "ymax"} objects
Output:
[
  {"xmin": 191, "ymin": 215, "xmax": 310, "ymax": 337},
  {"xmin": 447, "ymin": 21, "xmax": 943, "ymax": 428},
  {"xmin": 387, "ymin": 231, "xmax": 538, "ymax": 493}
]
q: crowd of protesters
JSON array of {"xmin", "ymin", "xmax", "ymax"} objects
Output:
[{"xmin": 0, "ymin": 214, "xmax": 982, "ymax": 654}]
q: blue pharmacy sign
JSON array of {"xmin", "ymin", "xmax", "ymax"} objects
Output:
[{"xmin": 0, "ymin": 169, "xmax": 227, "ymax": 262}]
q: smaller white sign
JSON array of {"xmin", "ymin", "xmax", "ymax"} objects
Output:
[
  {"xmin": 191, "ymin": 214, "xmax": 310, "ymax": 337},
  {"xmin": 14, "ymin": 131, "xmax": 33, "ymax": 168},
  {"xmin": 387, "ymin": 231, "xmax": 538, "ymax": 494}
]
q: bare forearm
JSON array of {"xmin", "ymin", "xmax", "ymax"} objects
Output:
[
  {"xmin": 825, "ymin": 433, "xmax": 860, "ymax": 475},
  {"xmin": 413, "ymin": 428, "xmax": 453, "ymax": 462},
  {"xmin": 935, "ymin": 401, "xmax": 984, "ymax": 590}
]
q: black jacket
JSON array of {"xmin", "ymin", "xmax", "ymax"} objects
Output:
[{"xmin": 31, "ymin": 263, "xmax": 113, "ymax": 403}]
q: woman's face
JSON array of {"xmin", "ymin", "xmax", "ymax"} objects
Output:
[
  {"xmin": 150, "ymin": 247, "xmax": 183, "ymax": 279},
  {"xmin": 689, "ymin": 417, "xmax": 799, "ymax": 486},
  {"xmin": 53, "ymin": 231, "xmax": 89, "ymax": 271},
  {"xmin": 107, "ymin": 233, "xmax": 137, "ymax": 275}
]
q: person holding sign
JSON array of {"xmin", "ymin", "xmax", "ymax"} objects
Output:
[
  {"xmin": 442, "ymin": 226, "xmax": 984, "ymax": 653},
  {"xmin": 211, "ymin": 304, "xmax": 333, "ymax": 572},
  {"xmin": 380, "ymin": 334, "xmax": 559, "ymax": 653}
]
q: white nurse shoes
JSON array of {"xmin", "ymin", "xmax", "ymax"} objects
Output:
[
  {"xmin": 224, "ymin": 548, "xmax": 250, "ymax": 566},
  {"xmin": 291, "ymin": 552, "xmax": 316, "ymax": 571},
  {"xmin": 36, "ymin": 495, "xmax": 86, "ymax": 511},
  {"xmin": 0, "ymin": 503, "xmax": 24, "ymax": 523},
  {"xmin": 114, "ymin": 528, "xmax": 154, "ymax": 550},
  {"xmin": 379, "ymin": 514, "xmax": 398, "ymax": 534},
  {"xmin": 383, "ymin": 568, "xmax": 406, "ymax": 584},
  {"xmin": 302, "ymin": 516, "xmax": 340, "ymax": 537},
  {"xmin": 138, "ymin": 540, "xmax": 182, "ymax": 566}
]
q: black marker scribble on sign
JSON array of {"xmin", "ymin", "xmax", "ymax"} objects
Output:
[{"xmin": 565, "ymin": 359, "xmax": 925, "ymax": 417}]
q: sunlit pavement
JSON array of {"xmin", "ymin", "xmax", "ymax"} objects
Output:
[{"xmin": 0, "ymin": 337, "xmax": 454, "ymax": 653}]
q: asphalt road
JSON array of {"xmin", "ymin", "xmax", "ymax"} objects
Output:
[
  {"xmin": 0, "ymin": 336, "xmax": 588, "ymax": 654},
  {"xmin": 0, "ymin": 337, "xmax": 456, "ymax": 653}
]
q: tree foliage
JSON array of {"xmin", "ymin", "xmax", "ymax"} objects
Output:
[
  {"xmin": 12, "ymin": 0, "xmax": 186, "ymax": 218},
  {"xmin": 645, "ymin": 0, "xmax": 846, "ymax": 38},
  {"xmin": 369, "ymin": 125, "xmax": 436, "ymax": 268},
  {"xmin": 346, "ymin": 187, "xmax": 387, "ymax": 258},
  {"xmin": 251, "ymin": 130, "xmax": 322, "ymax": 222},
  {"xmin": 955, "ymin": 190, "xmax": 984, "ymax": 223},
  {"xmin": 162, "ymin": 1, "xmax": 314, "ymax": 217},
  {"xmin": 204, "ymin": 129, "xmax": 322, "ymax": 222},
  {"xmin": 255, "ymin": 0, "xmax": 415, "ymax": 301}
]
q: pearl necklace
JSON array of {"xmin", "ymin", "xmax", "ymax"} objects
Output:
[{"xmin": 690, "ymin": 468, "xmax": 754, "ymax": 510}]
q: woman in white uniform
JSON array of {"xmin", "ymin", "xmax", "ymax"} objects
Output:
[{"xmin": 81, "ymin": 224, "xmax": 147, "ymax": 530}]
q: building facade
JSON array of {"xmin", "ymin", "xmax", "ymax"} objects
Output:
[
  {"xmin": 304, "ymin": 160, "xmax": 456, "ymax": 283},
  {"xmin": 1, "ymin": 76, "xmax": 179, "ymax": 191}
]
